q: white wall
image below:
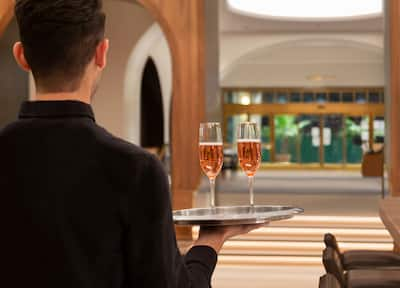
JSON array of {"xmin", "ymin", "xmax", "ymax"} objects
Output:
[
  {"xmin": 93, "ymin": 1, "xmax": 154, "ymax": 138},
  {"xmin": 124, "ymin": 23, "xmax": 172, "ymax": 145},
  {"xmin": 205, "ymin": 0, "xmax": 221, "ymax": 121},
  {"xmin": 220, "ymin": 33, "xmax": 384, "ymax": 87}
]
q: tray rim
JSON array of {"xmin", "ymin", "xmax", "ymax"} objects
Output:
[{"xmin": 173, "ymin": 205, "xmax": 304, "ymax": 226}]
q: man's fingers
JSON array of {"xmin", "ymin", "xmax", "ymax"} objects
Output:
[{"xmin": 240, "ymin": 223, "xmax": 265, "ymax": 233}]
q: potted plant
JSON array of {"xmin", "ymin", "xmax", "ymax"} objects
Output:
[{"xmin": 274, "ymin": 115, "xmax": 310, "ymax": 162}]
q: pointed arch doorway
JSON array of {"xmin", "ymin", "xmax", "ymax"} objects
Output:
[{"xmin": 140, "ymin": 57, "xmax": 164, "ymax": 151}]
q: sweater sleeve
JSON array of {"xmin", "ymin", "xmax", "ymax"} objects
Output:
[{"xmin": 121, "ymin": 154, "xmax": 218, "ymax": 288}]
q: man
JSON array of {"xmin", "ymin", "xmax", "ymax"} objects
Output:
[{"xmin": 0, "ymin": 1, "xmax": 259, "ymax": 287}]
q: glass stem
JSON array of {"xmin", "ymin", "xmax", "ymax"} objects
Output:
[
  {"xmin": 210, "ymin": 177, "xmax": 216, "ymax": 208},
  {"xmin": 248, "ymin": 176, "xmax": 255, "ymax": 207}
]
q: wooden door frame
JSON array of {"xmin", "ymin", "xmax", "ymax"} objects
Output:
[
  {"xmin": 388, "ymin": 0, "xmax": 400, "ymax": 197},
  {"xmin": 0, "ymin": 0, "xmax": 14, "ymax": 37},
  {"xmin": 223, "ymin": 103, "xmax": 384, "ymax": 168},
  {"xmin": 138, "ymin": 0, "xmax": 205, "ymax": 239}
]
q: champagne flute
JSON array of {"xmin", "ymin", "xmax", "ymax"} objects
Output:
[
  {"xmin": 199, "ymin": 123, "xmax": 224, "ymax": 208},
  {"xmin": 237, "ymin": 122, "xmax": 261, "ymax": 207}
]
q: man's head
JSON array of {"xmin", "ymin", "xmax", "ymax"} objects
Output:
[{"xmin": 13, "ymin": 0, "xmax": 108, "ymax": 96}]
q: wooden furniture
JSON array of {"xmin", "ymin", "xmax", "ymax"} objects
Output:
[
  {"xmin": 388, "ymin": 0, "xmax": 400, "ymax": 196},
  {"xmin": 362, "ymin": 150, "xmax": 384, "ymax": 178},
  {"xmin": 0, "ymin": 0, "xmax": 14, "ymax": 37},
  {"xmin": 324, "ymin": 233, "xmax": 400, "ymax": 269},
  {"xmin": 322, "ymin": 247, "xmax": 400, "ymax": 288},
  {"xmin": 380, "ymin": 198, "xmax": 400, "ymax": 252},
  {"xmin": 319, "ymin": 274, "xmax": 342, "ymax": 288}
]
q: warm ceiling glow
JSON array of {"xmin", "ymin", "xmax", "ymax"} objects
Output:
[
  {"xmin": 307, "ymin": 74, "xmax": 337, "ymax": 82},
  {"xmin": 239, "ymin": 94, "xmax": 251, "ymax": 105},
  {"xmin": 227, "ymin": 0, "xmax": 383, "ymax": 21}
]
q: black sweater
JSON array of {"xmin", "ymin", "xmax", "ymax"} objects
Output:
[{"xmin": 0, "ymin": 100, "xmax": 217, "ymax": 288}]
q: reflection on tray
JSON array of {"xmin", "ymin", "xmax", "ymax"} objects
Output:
[{"xmin": 173, "ymin": 205, "xmax": 304, "ymax": 226}]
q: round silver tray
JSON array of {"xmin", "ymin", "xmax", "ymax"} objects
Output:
[{"xmin": 173, "ymin": 205, "xmax": 304, "ymax": 226}]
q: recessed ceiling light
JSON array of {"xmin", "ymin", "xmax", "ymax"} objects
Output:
[
  {"xmin": 307, "ymin": 74, "xmax": 337, "ymax": 81},
  {"xmin": 239, "ymin": 94, "xmax": 251, "ymax": 105},
  {"xmin": 227, "ymin": 0, "xmax": 383, "ymax": 21}
]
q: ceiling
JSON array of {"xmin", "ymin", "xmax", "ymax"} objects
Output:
[
  {"xmin": 240, "ymin": 44, "xmax": 383, "ymax": 65},
  {"xmin": 221, "ymin": 42, "xmax": 384, "ymax": 87},
  {"xmin": 219, "ymin": 0, "xmax": 384, "ymax": 33}
]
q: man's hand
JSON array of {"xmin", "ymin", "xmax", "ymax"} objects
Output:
[{"xmin": 193, "ymin": 224, "xmax": 264, "ymax": 253}]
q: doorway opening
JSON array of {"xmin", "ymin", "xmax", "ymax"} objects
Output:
[{"xmin": 140, "ymin": 57, "xmax": 164, "ymax": 151}]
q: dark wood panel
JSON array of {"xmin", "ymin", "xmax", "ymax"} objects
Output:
[{"xmin": 0, "ymin": 0, "xmax": 14, "ymax": 38}]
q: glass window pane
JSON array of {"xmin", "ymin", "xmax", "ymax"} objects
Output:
[
  {"xmin": 324, "ymin": 115, "xmax": 344, "ymax": 164},
  {"xmin": 329, "ymin": 93, "xmax": 341, "ymax": 102},
  {"xmin": 252, "ymin": 92, "xmax": 262, "ymax": 104},
  {"xmin": 274, "ymin": 114, "xmax": 298, "ymax": 163},
  {"xmin": 343, "ymin": 93, "xmax": 353, "ymax": 103},
  {"xmin": 250, "ymin": 114, "xmax": 271, "ymax": 162},
  {"xmin": 298, "ymin": 115, "xmax": 320, "ymax": 163},
  {"xmin": 277, "ymin": 92, "xmax": 288, "ymax": 104},
  {"xmin": 228, "ymin": 91, "xmax": 240, "ymax": 104},
  {"xmin": 290, "ymin": 93, "xmax": 301, "ymax": 102},
  {"xmin": 369, "ymin": 92, "xmax": 380, "ymax": 103},
  {"xmin": 373, "ymin": 116, "xmax": 385, "ymax": 151},
  {"xmin": 346, "ymin": 116, "xmax": 369, "ymax": 163},
  {"xmin": 226, "ymin": 114, "xmax": 248, "ymax": 144},
  {"xmin": 356, "ymin": 92, "xmax": 367, "ymax": 103},
  {"xmin": 224, "ymin": 91, "xmax": 233, "ymax": 104},
  {"xmin": 262, "ymin": 92, "xmax": 274, "ymax": 103},
  {"xmin": 303, "ymin": 93, "xmax": 314, "ymax": 103},
  {"xmin": 316, "ymin": 93, "xmax": 327, "ymax": 103}
]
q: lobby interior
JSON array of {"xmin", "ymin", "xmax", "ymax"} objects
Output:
[{"xmin": 1, "ymin": 0, "xmax": 400, "ymax": 287}]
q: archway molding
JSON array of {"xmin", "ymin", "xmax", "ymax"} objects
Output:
[{"xmin": 123, "ymin": 23, "xmax": 172, "ymax": 145}]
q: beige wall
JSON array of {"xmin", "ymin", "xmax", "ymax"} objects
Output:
[
  {"xmin": 123, "ymin": 23, "xmax": 172, "ymax": 145},
  {"xmin": 0, "ymin": 19, "xmax": 29, "ymax": 128},
  {"xmin": 93, "ymin": 0, "xmax": 154, "ymax": 137},
  {"xmin": 220, "ymin": 33, "xmax": 384, "ymax": 87}
]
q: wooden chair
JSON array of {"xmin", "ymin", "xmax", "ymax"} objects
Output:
[
  {"xmin": 319, "ymin": 274, "xmax": 342, "ymax": 288},
  {"xmin": 324, "ymin": 233, "xmax": 400, "ymax": 270},
  {"xmin": 361, "ymin": 149, "xmax": 385, "ymax": 198},
  {"xmin": 322, "ymin": 247, "xmax": 400, "ymax": 288},
  {"xmin": 361, "ymin": 150, "xmax": 383, "ymax": 177}
]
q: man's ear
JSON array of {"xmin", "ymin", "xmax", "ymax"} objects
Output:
[
  {"xmin": 13, "ymin": 42, "xmax": 31, "ymax": 72},
  {"xmin": 95, "ymin": 38, "xmax": 109, "ymax": 70}
]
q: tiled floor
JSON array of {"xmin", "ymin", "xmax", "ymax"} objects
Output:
[
  {"xmin": 196, "ymin": 170, "xmax": 384, "ymax": 216},
  {"xmin": 193, "ymin": 170, "xmax": 385, "ymax": 287},
  {"xmin": 212, "ymin": 265, "xmax": 324, "ymax": 288}
]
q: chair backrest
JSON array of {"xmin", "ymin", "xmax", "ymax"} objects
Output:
[
  {"xmin": 322, "ymin": 247, "xmax": 346, "ymax": 288},
  {"xmin": 324, "ymin": 233, "xmax": 343, "ymax": 261},
  {"xmin": 319, "ymin": 273, "xmax": 343, "ymax": 288}
]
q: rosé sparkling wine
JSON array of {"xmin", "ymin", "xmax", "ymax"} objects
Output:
[
  {"xmin": 199, "ymin": 143, "xmax": 223, "ymax": 179},
  {"xmin": 237, "ymin": 139, "xmax": 261, "ymax": 177}
]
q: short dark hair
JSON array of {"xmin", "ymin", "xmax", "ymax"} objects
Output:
[{"xmin": 15, "ymin": 0, "xmax": 106, "ymax": 92}]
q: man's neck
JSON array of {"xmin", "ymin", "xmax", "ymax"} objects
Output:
[{"xmin": 34, "ymin": 92, "xmax": 91, "ymax": 104}]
